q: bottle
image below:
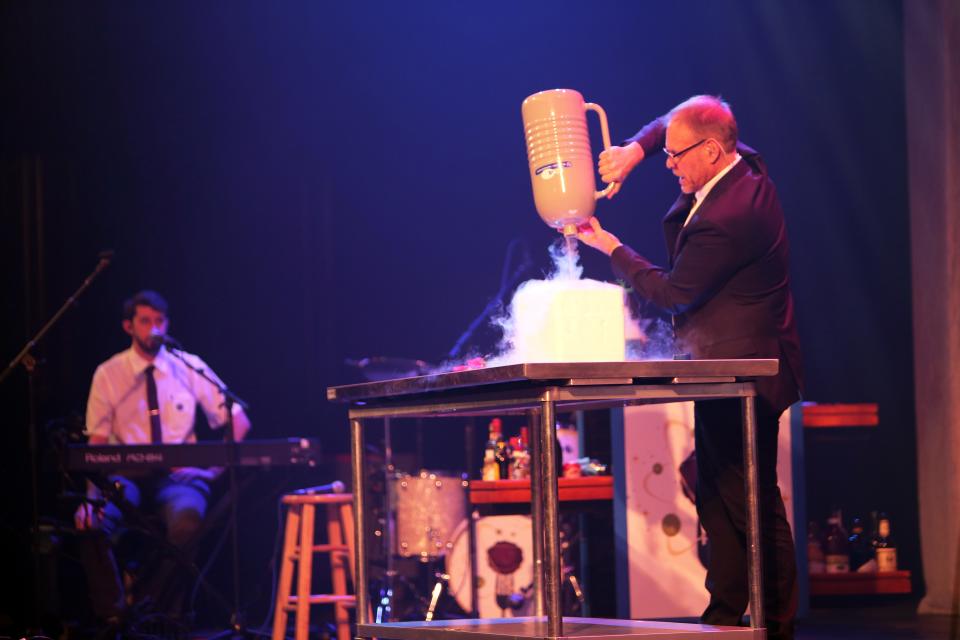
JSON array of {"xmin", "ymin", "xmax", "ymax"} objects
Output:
[
  {"xmin": 507, "ymin": 436, "xmax": 523, "ymax": 479},
  {"xmin": 872, "ymin": 512, "xmax": 897, "ymax": 572},
  {"xmin": 482, "ymin": 418, "xmax": 503, "ymax": 481},
  {"xmin": 496, "ymin": 436, "xmax": 512, "ymax": 480},
  {"xmin": 807, "ymin": 521, "xmax": 826, "ymax": 574},
  {"xmin": 848, "ymin": 517, "xmax": 872, "ymax": 571},
  {"xmin": 823, "ymin": 509, "xmax": 850, "ymax": 573},
  {"xmin": 506, "ymin": 436, "xmax": 520, "ymax": 478},
  {"xmin": 512, "ymin": 427, "xmax": 531, "ymax": 479}
]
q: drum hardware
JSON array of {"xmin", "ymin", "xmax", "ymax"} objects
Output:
[
  {"xmin": 424, "ymin": 570, "xmax": 452, "ymax": 622},
  {"xmin": 558, "ymin": 516, "xmax": 587, "ymax": 616},
  {"xmin": 374, "ymin": 577, "xmax": 394, "ymax": 623},
  {"xmin": 566, "ymin": 573, "xmax": 586, "ymax": 613},
  {"xmin": 368, "ymin": 561, "xmax": 417, "ymax": 623},
  {"xmin": 369, "ymin": 556, "xmax": 466, "ymax": 623}
]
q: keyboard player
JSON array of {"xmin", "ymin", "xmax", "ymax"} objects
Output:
[{"xmin": 75, "ymin": 289, "xmax": 251, "ymax": 626}]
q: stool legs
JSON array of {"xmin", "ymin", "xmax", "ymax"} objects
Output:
[
  {"xmin": 327, "ymin": 503, "xmax": 350, "ymax": 640},
  {"xmin": 295, "ymin": 503, "xmax": 316, "ymax": 640},
  {"xmin": 272, "ymin": 495, "xmax": 357, "ymax": 640},
  {"xmin": 340, "ymin": 502, "xmax": 356, "ymax": 592},
  {"xmin": 272, "ymin": 504, "xmax": 301, "ymax": 640}
]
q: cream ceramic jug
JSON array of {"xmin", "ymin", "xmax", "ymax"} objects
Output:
[{"xmin": 521, "ymin": 89, "xmax": 615, "ymax": 237}]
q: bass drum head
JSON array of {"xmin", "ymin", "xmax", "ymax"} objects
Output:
[{"xmin": 445, "ymin": 515, "xmax": 534, "ymax": 618}]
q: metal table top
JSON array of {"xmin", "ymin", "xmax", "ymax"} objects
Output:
[{"xmin": 327, "ymin": 359, "xmax": 779, "ymax": 403}]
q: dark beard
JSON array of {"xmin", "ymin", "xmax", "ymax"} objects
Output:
[{"xmin": 136, "ymin": 335, "xmax": 162, "ymax": 356}]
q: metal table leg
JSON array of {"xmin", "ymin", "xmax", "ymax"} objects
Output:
[
  {"xmin": 381, "ymin": 417, "xmax": 396, "ymax": 622},
  {"xmin": 351, "ymin": 417, "xmax": 370, "ymax": 626},
  {"xmin": 741, "ymin": 395, "xmax": 766, "ymax": 632},
  {"xmin": 527, "ymin": 409, "xmax": 545, "ymax": 617},
  {"xmin": 540, "ymin": 398, "xmax": 562, "ymax": 638}
]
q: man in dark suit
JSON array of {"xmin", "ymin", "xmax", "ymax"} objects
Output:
[{"xmin": 577, "ymin": 95, "xmax": 802, "ymax": 640}]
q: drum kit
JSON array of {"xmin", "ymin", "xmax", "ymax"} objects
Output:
[{"xmin": 374, "ymin": 469, "xmax": 538, "ymax": 622}]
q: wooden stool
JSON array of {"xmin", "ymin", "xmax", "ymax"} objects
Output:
[{"xmin": 272, "ymin": 492, "xmax": 356, "ymax": 640}]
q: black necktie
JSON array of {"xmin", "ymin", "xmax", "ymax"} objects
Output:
[
  {"xmin": 683, "ymin": 196, "xmax": 698, "ymax": 228},
  {"xmin": 145, "ymin": 365, "xmax": 163, "ymax": 443}
]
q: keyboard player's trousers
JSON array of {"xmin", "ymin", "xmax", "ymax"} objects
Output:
[{"xmin": 77, "ymin": 473, "xmax": 210, "ymax": 620}]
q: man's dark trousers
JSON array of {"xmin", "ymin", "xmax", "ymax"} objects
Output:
[{"xmin": 694, "ymin": 397, "xmax": 798, "ymax": 640}]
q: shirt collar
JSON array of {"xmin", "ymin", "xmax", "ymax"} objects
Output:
[
  {"xmin": 684, "ymin": 153, "xmax": 741, "ymax": 227},
  {"xmin": 125, "ymin": 344, "xmax": 172, "ymax": 376},
  {"xmin": 695, "ymin": 153, "xmax": 741, "ymax": 207}
]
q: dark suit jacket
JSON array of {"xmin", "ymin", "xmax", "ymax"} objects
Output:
[{"xmin": 613, "ymin": 119, "xmax": 803, "ymax": 413}]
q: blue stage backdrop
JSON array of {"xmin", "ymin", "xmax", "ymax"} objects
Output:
[{"xmin": 0, "ymin": 0, "xmax": 917, "ymax": 627}]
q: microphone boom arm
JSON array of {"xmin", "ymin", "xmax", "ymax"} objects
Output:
[
  {"xmin": 163, "ymin": 345, "xmax": 250, "ymax": 413},
  {"xmin": 1, "ymin": 251, "xmax": 113, "ymax": 384}
]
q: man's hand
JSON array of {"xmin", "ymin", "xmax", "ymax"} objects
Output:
[
  {"xmin": 598, "ymin": 141, "xmax": 645, "ymax": 199},
  {"xmin": 74, "ymin": 502, "xmax": 102, "ymax": 530},
  {"xmin": 170, "ymin": 466, "xmax": 220, "ymax": 483},
  {"xmin": 575, "ymin": 217, "xmax": 623, "ymax": 256}
]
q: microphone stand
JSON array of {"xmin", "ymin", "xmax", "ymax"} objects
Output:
[
  {"xmin": 0, "ymin": 250, "xmax": 112, "ymax": 634},
  {"xmin": 162, "ymin": 346, "xmax": 261, "ymax": 639},
  {"xmin": 447, "ymin": 239, "xmax": 531, "ymax": 360}
]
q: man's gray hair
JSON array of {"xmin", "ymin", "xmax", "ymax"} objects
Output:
[{"xmin": 666, "ymin": 95, "xmax": 738, "ymax": 153}]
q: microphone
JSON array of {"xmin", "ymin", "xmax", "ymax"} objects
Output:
[
  {"xmin": 153, "ymin": 334, "xmax": 184, "ymax": 350},
  {"xmin": 292, "ymin": 481, "xmax": 346, "ymax": 495}
]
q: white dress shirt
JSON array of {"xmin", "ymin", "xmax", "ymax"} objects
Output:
[
  {"xmin": 85, "ymin": 345, "xmax": 233, "ymax": 444},
  {"xmin": 684, "ymin": 153, "xmax": 742, "ymax": 227}
]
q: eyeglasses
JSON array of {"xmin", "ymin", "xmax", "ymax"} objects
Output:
[{"xmin": 663, "ymin": 138, "xmax": 707, "ymax": 162}]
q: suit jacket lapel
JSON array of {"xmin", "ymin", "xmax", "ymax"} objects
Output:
[
  {"xmin": 666, "ymin": 160, "xmax": 753, "ymax": 262},
  {"xmin": 662, "ymin": 192, "xmax": 694, "ymax": 267}
]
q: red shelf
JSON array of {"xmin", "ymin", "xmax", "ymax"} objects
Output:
[
  {"xmin": 469, "ymin": 476, "xmax": 613, "ymax": 504},
  {"xmin": 809, "ymin": 570, "xmax": 911, "ymax": 595},
  {"xmin": 802, "ymin": 402, "xmax": 879, "ymax": 428}
]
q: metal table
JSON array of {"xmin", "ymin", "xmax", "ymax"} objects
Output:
[{"xmin": 327, "ymin": 360, "xmax": 777, "ymax": 640}]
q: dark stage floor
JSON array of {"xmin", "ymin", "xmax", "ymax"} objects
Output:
[
  {"xmin": 796, "ymin": 602, "xmax": 956, "ymax": 640},
  {"xmin": 187, "ymin": 603, "xmax": 958, "ymax": 640}
]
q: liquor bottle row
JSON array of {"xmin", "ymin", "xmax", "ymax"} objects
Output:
[
  {"xmin": 808, "ymin": 508, "xmax": 897, "ymax": 574},
  {"xmin": 481, "ymin": 418, "xmax": 532, "ymax": 481}
]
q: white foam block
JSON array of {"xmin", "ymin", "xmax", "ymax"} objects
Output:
[{"xmin": 508, "ymin": 278, "xmax": 625, "ymax": 363}]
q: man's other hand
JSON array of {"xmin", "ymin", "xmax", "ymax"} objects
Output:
[
  {"xmin": 74, "ymin": 502, "xmax": 102, "ymax": 530},
  {"xmin": 598, "ymin": 141, "xmax": 644, "ymax": 199}
]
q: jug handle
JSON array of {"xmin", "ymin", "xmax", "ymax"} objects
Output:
[{"xmin": 585, "ymin": 102, "xmax": 617, "ymax": 199}]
